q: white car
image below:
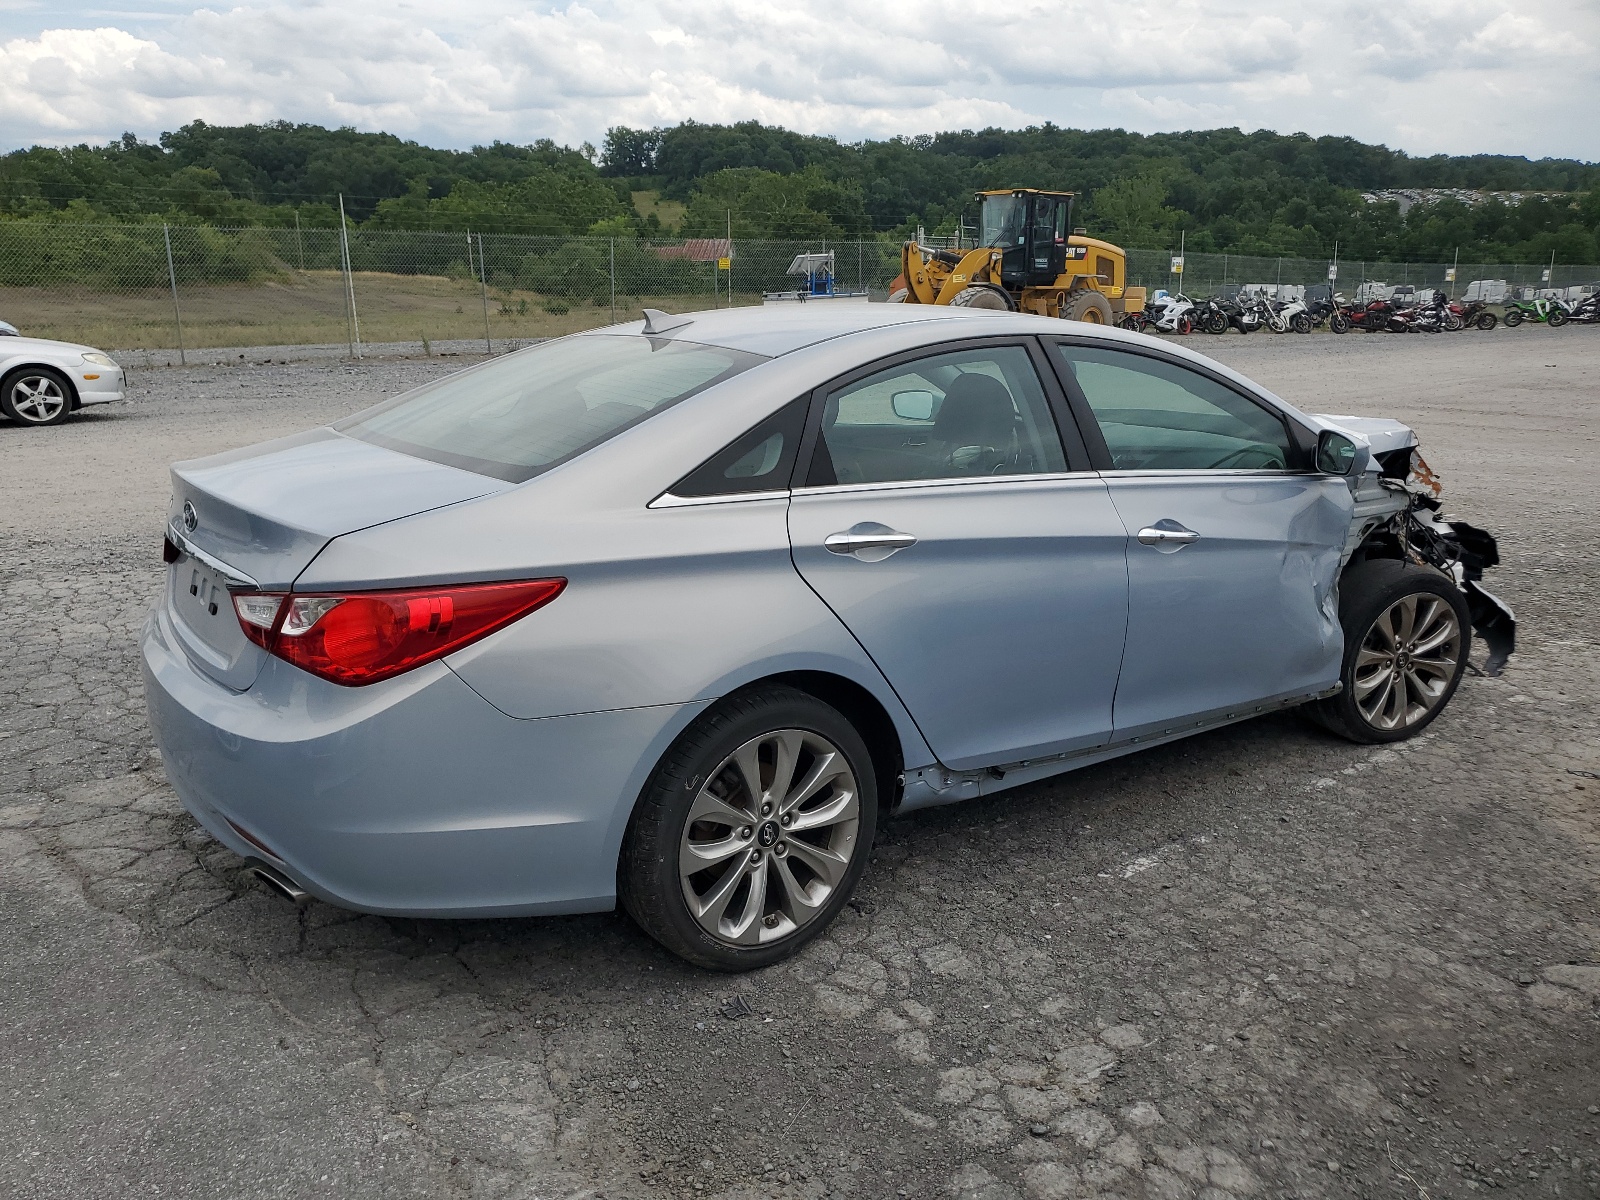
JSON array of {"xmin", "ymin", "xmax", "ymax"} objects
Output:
[{"xmin": 1, "ymin": 333, "xmax": 126, "ymax": 427}]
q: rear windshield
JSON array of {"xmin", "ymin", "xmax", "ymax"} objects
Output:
[{"xmin": 338, "ymin": 335, "xmax": 765, "ymax": 483}]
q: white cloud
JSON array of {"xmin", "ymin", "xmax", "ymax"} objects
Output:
[{"xmin": 0, "ymin": 1, "xmax": 1596, "ymax": 158}]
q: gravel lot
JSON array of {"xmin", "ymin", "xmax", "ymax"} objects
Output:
[{"xmin": 2, "ymin": 328, "xmax": 1598, "ymax": 1200}]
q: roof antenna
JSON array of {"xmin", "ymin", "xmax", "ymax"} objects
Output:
[{"xmin": 641, "ymin": 308, "xmax": 693, "ymax": 335}]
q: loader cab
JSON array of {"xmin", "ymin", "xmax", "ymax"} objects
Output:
[{"xmin": 978, "ymin": 189, "xmax": 1075, "ymax": 290}]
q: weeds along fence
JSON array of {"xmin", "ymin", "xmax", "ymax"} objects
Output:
[{"xmin": 3, "ymin": 222, "xmax": 1596, "ymax": 356}]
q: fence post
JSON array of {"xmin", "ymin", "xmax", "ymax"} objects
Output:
[
  {"xmin": 609, "ymin": 238, "xmax": 617, "ymax": 325},
  {"xmin": 338, "ymin": 194, "xmax": 361, "ymax": 358},
  {"xmin": 162, "ymin": 224, "xmax": 186, "ymax": 366},
  {"xmin": 476, "ymin": 233, "xmax": 492, "ymax": 354}
]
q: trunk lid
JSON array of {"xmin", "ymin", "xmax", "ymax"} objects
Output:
[{"xmin": 164, "ymin": 428, "xmax": 507, "ymax": 690}]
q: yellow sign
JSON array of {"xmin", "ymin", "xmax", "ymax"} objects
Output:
[
  {"xmin": 1170, "ymin": 256, "xmax": 1185, "ymax": 274},
  {"xmin": 717, "ymin": 257, "xmax": 731, "ymax": 271}
]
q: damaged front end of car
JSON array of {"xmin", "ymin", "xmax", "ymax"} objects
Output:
[{"xmin": 1325, "ymin": 416, "xmax": 1515, "ymax": 677}]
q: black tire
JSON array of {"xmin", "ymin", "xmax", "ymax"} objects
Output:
[
  {"xmin": 1, "ymin": 365, "xmax": 75, "ymax": 426},
  {"xmin": 1203, "ymin": 310, "xmax": 1229, "ymax": 334},
  {"xmin": 620, "ymin": 685, "xmax": 879, "ymax": 971},
  {"xmin": 1330, "ymin": 312, "xmax": 1351, "ymax": 334},
  {"xmin": 1290, "ymin": 312, "xmax": 1313, "ymax": 334},
  {"xmin": 1063, "ymin": 290, "xmax": 1114, "ymax": 324},
  {"xmin": 1475, "ymin": 312, "xmax": 1497, "ymax": 331},
  {"xmin": 948, "ymin": 285, "xmax": 1012, "ymax": 311},
  {"xmin": 1547, "ymin": 308, "xmax": 1568, "ymax": 328},
  {"xmin": 1303, "ymin": 560, "xmax": 1471, "ymax": 744},
  {"xmin": 1503, "ymin": 308, "xmax": 1523, "ymax": 327}
]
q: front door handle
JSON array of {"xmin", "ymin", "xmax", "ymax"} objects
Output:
[
  {"xmin": 825, "ymin": 522, "xmax": 918, "ymax": 561},
  {"xmin": 1136, "ymin": 520, "xmax": 1200, "ymax": 552}
]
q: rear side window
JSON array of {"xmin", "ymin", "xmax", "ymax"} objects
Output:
[
  {"xmin": 671, "ymin": 396, "xmax": 809, "ymax": 498},
  {"xmin": 1053, "ymin": 345, "xmax": 1292, "ymax": 471},
  {"xmin": 339, "ymin": 335, "xmax": 765, "ymax": 483}
]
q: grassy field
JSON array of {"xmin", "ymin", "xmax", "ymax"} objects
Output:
[
  {"xmin": 0, "ymin": 270, "xmax": 746, "ymax": 350},
  {"xmin": 631, "ymin": 190, "xmax": 686, "ymax": 232}
]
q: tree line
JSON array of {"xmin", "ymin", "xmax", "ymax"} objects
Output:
[{"xmin": 2, "ymin": 118, "xmax": 1597, "ymax": 264}]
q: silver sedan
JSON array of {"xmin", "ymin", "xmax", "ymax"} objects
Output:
[
  {"xmin": 1, "ymin": 332, "xmax": 126, "ymax": 426},
  {"xmin": 141, "ymin": 304, "xmax": 1509, "ymax": 969}
]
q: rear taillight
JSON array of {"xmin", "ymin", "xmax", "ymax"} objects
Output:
[{"xmin": 231, "ymin": 578, "xmax": 565, "ymax": 686}]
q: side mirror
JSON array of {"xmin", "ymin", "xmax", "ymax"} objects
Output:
[
  {"xmin": 1316, "ymin": 430, "xmax": 1368, "ymax": 476},
  {"xmin": 891, "ymin": 389, "xmax": 936, "ymax": 421}
]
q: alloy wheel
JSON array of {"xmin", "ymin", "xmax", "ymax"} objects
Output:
[
  {"xmin": 8, "ymin": 374, "xmax": 68, "ymax": 423},
  {"xmin": 1353, "ymin": 593, "xmax": 1463, "ymax": 731},
  {"xmin": 678, "ymin": 728, "xmax": 860, "ymax": 947}
]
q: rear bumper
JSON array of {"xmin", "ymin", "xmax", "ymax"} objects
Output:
[{"xmin": 141, "ymin": 601, "xmax": 707, "ymax": 917}]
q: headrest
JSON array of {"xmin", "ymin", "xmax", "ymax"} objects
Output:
[{"xmin": 934, "ymin": 373, "xmax": 1017, "ymax": 446}]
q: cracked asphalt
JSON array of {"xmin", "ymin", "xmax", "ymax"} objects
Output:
[{"xmin": 2, "ymin": 329, "xmax": 1598, "ymax": 1200}]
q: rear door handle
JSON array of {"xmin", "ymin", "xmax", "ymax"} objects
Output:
[
  {"xmin": 825, "ymin": 522, "xmax": 918, "ymax": 560},
  {"xmin": 1136, "ymin": 521, "xmax": 1200, "ymax": 552}
]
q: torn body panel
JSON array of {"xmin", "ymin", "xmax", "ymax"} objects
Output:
[{"xmin": 1315, "ymin": 412, "xmax": 1516, "ymax": 678}]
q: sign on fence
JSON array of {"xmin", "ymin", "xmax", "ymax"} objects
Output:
[
  {"xmin": 717, "ymin": 257, "xmax": 731, "ymax": 271},
  {"xmin": 1170, "ymin": 256, "xmax": 1184, "ymax": 274},
  {"xmin": 1327, "ymin": 264, "xmax": 1338, "ymax": 281},
  {"xmin": 1445, "ymin": 268, "xmax": 1456, "ymax": 282}
]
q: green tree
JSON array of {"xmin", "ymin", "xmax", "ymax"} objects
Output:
[
  {"xmin": 1088, "ymin": 173, "xmax": 1184, "ymax": 247},
  {"xmin": 682, "ymin": 167, "xmax": 869, "ymax": 239}
]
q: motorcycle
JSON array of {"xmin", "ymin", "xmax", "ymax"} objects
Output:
[
  {"xmin": 1391, "ymin": 291, "xmax": 1451, "ymax": 333},
  {"xmin": 1142, "ymin": 290, "xmax": 1197, "ymax": 334},
  {"xmin": 1333, "ymin": 296, "xmax": 1405, "ymax": 333},
  {"xmin": 1502, "ymin": 296, "xmax": 1564, "ymax": 327},
  {"xmin": 1196, "ymin": 294, "xmax": 1260, "ymax": 334},
  {"xmin": 1448, "ymin": 299, "xmax": 1499, "ymax": 331},
  {"xmin": 1302, "ymin": 285, "xmax": 1341, "ymax": 331},
  {"xmin": 1556, "ymin": 292, "xmax": 1600, "ymax": 324},
  {"xmin": 1267, "ymin": 295, "xmax": 1314, "ymax": 334}
]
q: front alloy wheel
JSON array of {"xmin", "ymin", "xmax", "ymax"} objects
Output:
[
  {"xmin": 1304, "ymin": 559, "xmax": 1471, "ymax": 744},
  {"xmin": 622, "ymin": 685, "xmax": 878, "ymax": 970},
  {"xmin": 1352, "ymin": 593, "xmax": 1463, "ymax": 732},
  {"xmin": 2, "ymin": 368, "xmax": 72, "ymax": 426}
]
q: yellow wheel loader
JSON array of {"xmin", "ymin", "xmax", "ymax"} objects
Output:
[{"xmin": 888, "ymin": 189, "xmax": 1144, "ymax": 323}]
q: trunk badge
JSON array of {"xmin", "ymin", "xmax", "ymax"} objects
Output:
[{"xmin": 181, "ymin": 501, "xmax": 198, "ymax": 533}]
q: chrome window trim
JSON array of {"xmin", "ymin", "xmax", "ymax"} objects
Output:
[
  {"xmin": 1096, "ymin": 468, "xmax": 1314, "ymax": 480},
  {"xmin": 648, "ymin": 489, "xmax": 791, "ymax": 510},
  {"xmin": 793, "ymin": 469, "xmax": 1103, "ymax": 499}
]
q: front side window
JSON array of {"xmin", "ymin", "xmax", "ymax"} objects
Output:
[
  {"xmin": 1053, "ymin": 345, "xmax": 1292, "ymax": 471},
  {"xmin": 339, "ymin": 335, "xmax": 764, "ymax": 483},
  {"xmin": 980, "ymin": 196, "xmax": 1028, "ymax": 249},
  {"xmin": 806, "ymin": 345, "xmax": 1067, "ymax": 487}
]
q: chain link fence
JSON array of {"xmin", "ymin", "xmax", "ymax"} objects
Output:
[{"xmin": 2, "ymin": 222, "xmax": 1595, "ymax": 357}]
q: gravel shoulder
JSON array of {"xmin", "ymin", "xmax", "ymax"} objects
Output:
[{"xmin": 2, "ymin": 328, "xmax": 1597, "ymax": 1200}]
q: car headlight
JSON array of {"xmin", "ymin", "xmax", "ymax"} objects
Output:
[{"xmin": 81, "ymin": 352, "xmax": 117, "ymax": 367}]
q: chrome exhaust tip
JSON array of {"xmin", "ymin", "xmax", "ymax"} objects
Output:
[{"xmin": 245, "ymin": 858, "xmax": 311, "ymax": 906}]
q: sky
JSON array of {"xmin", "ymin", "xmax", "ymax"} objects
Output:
[{"xmin": 2, "ymin": 1, "xmax": 1598, "ymax": 161}]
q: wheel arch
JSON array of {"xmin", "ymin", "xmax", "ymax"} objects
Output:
[
  {"xmin": 758, "ymin": 670, "xmax": 906, "ymax": 812},
  {"xmin": 1, "ymin": 362, "xmax": 80, "ymax": 410}
]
